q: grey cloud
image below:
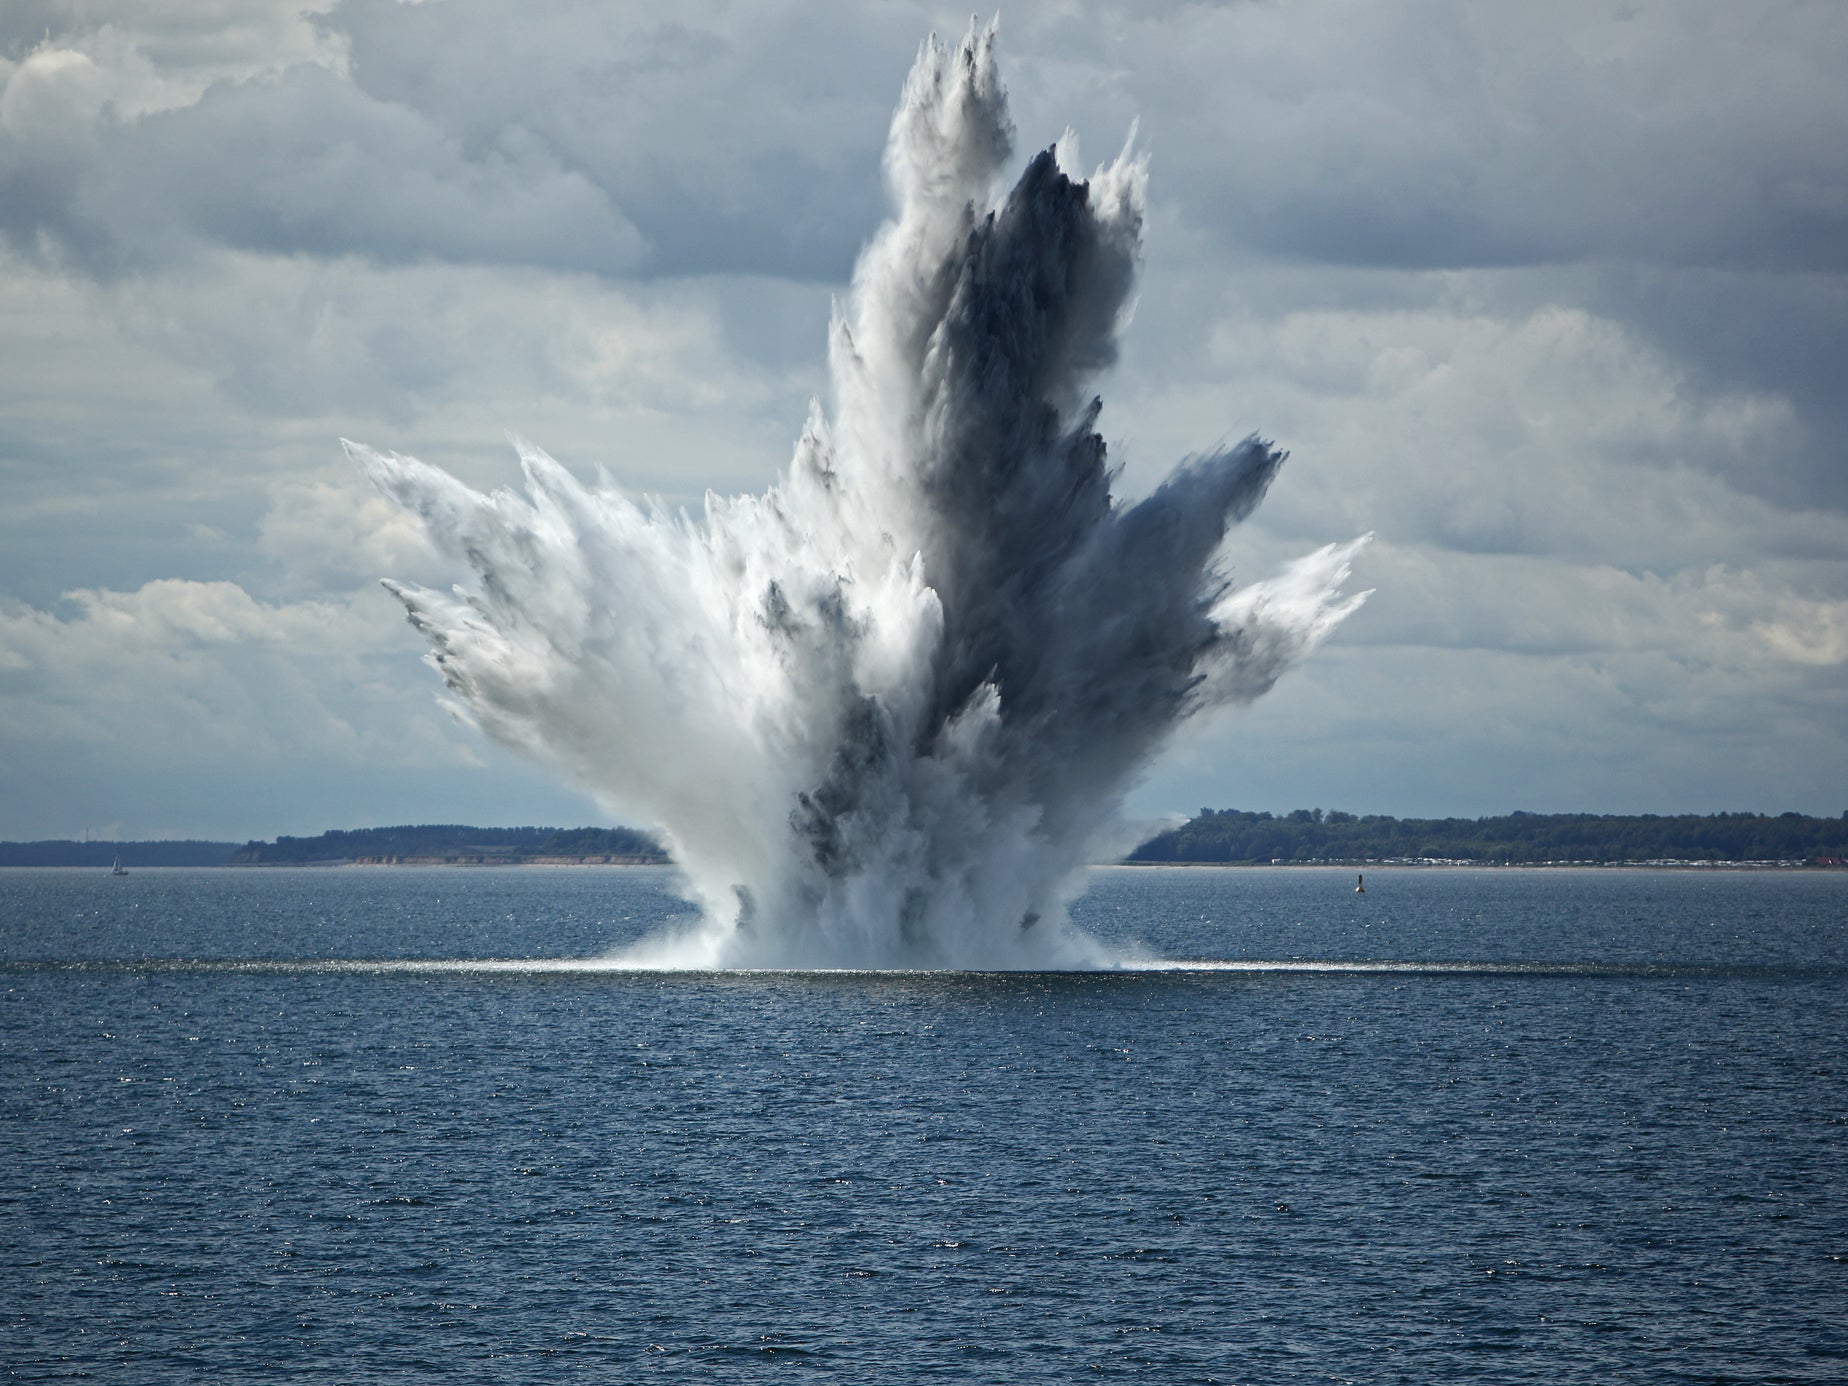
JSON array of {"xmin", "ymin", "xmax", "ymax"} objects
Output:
[
  {"xmin": 128, "ymin": 64, "xmax": 644, "ymax": 272},
  {"xmin": 10, "ymin": 2, "xmax": 1846, "ymax": 285},
  {"xmin": 1581, "ymin": 266, "xmax": 1848, "ymax": 509},
  {"xmin": 1120, "ymin": 2, "xmax": 1848, "ymax": 276},
  {"xmin": 0, "ymin": 0, "xmax": 936, "ymax": 282},
  {"xmin": 327, "ymin": 0, "xmax": 921, "ymax": 279},
  {"xmin": 2, "ymin": 60, "xmax": 645, "ymax": 277},
  {"xmin": 0, "ymin": 4, "xmax": 91, "ymax": 53}
]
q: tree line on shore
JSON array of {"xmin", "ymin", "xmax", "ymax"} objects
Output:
[
  {"xmin": 1127, "ymin": 808, "xmax": 1848, "ymax": 865},
  {"xmin": 229, "ymin": 824, "xmax": 667, "ymax": 864},
  {"xmin": 8, "ymin": 810, "xmax": 1846, "ymax": 867},
  {"xmin": 0, "ymin": 825, "xmax": 670, "ymax": 866}
]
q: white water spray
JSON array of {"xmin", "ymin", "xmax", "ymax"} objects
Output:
[{"xmin": 351, "ymin": 23, "xmax": 1368, "ymax": 968}]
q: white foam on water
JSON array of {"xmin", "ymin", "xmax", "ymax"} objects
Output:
[{"xmin": 32, "ymin": 958, "xmax": 1805, "ymax": 980}]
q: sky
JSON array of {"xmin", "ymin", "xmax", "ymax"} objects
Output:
[{"xmin": 2, "ymin": 0, "xmax": 1845, "ymax": 842}]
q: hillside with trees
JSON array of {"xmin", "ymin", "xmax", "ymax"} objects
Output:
[{"xmin": 1127, "ymin": 809, "xmax": 1848, "ymax": 866}]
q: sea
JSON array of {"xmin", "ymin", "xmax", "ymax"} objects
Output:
[{"xmin": 2, "ymin": 864, "xmax": 1842, "ymax": 1383}]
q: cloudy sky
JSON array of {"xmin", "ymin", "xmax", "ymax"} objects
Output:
[{"xmin": 2, "ymin": 0, "xmax": 1844, "ymax": 842}]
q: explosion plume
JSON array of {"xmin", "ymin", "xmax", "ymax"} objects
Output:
[{"xmin": 352, "ymin": 23, "xmax": 1367, "ymax": 966}]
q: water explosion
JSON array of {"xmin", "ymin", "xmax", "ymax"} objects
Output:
[{"xmin": 351, "ymin": 24, "xmax": 1367, "ymax": 967}]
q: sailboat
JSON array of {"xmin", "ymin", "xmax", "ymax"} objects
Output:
[{"xmin": 111, "ymin": 854, "xmax": 128, "ymax": 876}]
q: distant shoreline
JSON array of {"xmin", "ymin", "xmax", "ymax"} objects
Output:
[
  {"xmin": 234, "ymin": 856, "xmax": 669, "ymax": 868},
  {"xmin": 6, "ymin": 807, "xmax": 1843, "ymax": 870},
  {"xmin": 1129, "ymin": 808, "xmax": 1846, "ymax": 869},
  {"xmin": 7, "ymin": 859, "xmax": 1838, "ymax": 873},
  {"xmin": 1109, "ymin": 859, "xmax": 1839, "ymax": 871}
]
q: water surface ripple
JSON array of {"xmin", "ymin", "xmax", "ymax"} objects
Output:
[{"xmin": 3, "ymin": 866, "xmax": 1842, "ymax": 1383}]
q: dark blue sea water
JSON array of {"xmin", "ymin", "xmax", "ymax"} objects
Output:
[{"xmin": 3, "ymin": 865, "xmax": 1843, "ymax": 1383}]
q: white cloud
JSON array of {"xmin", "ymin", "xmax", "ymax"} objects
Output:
[
  {"xmin": 0, "ymin": 579, "xmax": 421, "ymax": 758},
  {"xmin": 0, "ymin": 575, "xmax": 608, "ymax": 838},
  {"xmin": 99, "ymin": 252, "xmax": 762, "ymax": 424},
  {"xmin": 1179, "ymin": 301, "xmax": 1814, "ymax": 560},
  {"xmin": 0, "ymin": 240, "xmax": 826, "ymax": 606},
  {"xmin": 257, "ymin": 469, "xmax": 432, "ymax": 592},
  {"xmin": 0, "ymin": 47, "xmax": 112, "ymax": 148},
  {"xmin": 0, "ymin": 2, "xmax": 347, "ymax": 91},
  {"xmin": 1339, "ymin": 547, "xmax": 1848, "ymax": 671},
  {"xmin": 0, "ymin": 578, "xmax": 417, "ymax": 766},
  {"xmin": 1741, "ymin": 589, "xmax": 1848, "ymax": 669}
]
